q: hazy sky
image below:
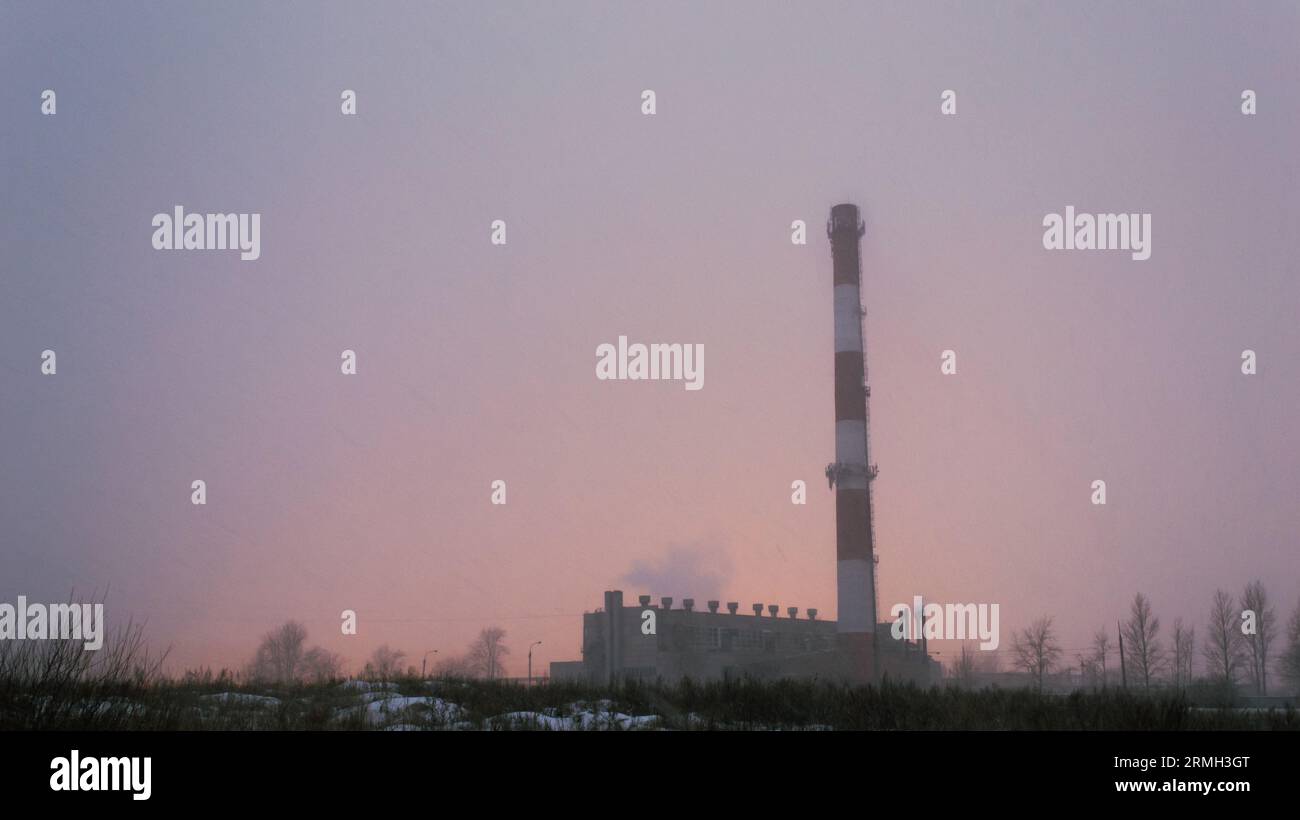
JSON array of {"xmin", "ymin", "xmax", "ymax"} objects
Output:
[{"xmin": 2, "ymin": 1, "xmax": 1297, "ymax": 674}]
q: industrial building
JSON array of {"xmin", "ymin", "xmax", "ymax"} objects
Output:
[
  {"xmin": 551, "ymin": 203, "xmax": 938, "ymax": 686},
  {"xmin": 549, "ymin": 591, "xmax": 940, "ymax": 685}
]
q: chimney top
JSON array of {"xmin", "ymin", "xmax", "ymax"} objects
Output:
[
  {"xmin": 752, "ymin": 603, "xmax": 764, "ymax": 616},
  {"xmin": 768, "ymin": 604, "xmax": 780, "ymax": 618},
  {"xmin": 707, "ymin": 600, "xmax": 719, "ymax": 614},
  {"xmin": 727, "ymin": 602, "xmax": 739, "ymax": 615},
  {"xmin": 660, "ymin": 597, "xmax": 673, "ymax": 610},
  {"xmin": 807, "ymin": 608, "xmax": 818, "ymax": 620},
  {"xmin": 682, "ymin": 598, "xmax": 695, "ymax": 612},
  {"xmin": 638, "ymin": 595, "xmax": 651, "ymax": 607},
  {"xmin": 828, "ymin": 203, "xmax": 864, "ymax": 237},
  {"xmin": 787, "ymin": 607, "xmax": 799, "ymax": 619}
]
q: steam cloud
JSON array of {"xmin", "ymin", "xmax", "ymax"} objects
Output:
[{"xmin": 621, "ymin": 543, "xmax": 734, "ymax": 600}]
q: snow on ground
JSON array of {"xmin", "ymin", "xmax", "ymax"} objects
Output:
[
  {"xmin": 358, "ymin": 691, "xmax": 404, "ymax": 703},
  {"xmin": 335, "ymin": 694, "xmax": 467, "ymax": 726},
  {"xmin": 50, "ymin": 690, "xmax": 813, "ymax": 730},
  {"xmin": 327, "ymin": 693, "xmax": 663, "ymax": 731},
  {"xmin": 487, "ymin": 704, "xmax": 660, "ymax": 731}
]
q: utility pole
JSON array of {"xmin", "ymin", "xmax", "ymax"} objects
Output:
[
  {"xmin": 422, "ymin": 649, "xmax": 438, "ymax": 679},
  {"xmin": 1117, "ymin": 621, "xmax": 1127, "ymax": 690},
  {"xmin": 528, "ymin": 641, "xmax": 542, "ymax": 687}
]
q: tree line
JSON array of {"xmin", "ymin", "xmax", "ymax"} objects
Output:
[
  {"xmin": 243, "ymin": 622, "xmax": 511, "ymax": 684},
  {"xmin": 997, "ymin": 580, "xmax": 1299, "ymax": 695}
]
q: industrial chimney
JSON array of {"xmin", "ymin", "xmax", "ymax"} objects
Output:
[{"xmin": 826, "ymin": 203, "xmax": 878, "ymax": 683}]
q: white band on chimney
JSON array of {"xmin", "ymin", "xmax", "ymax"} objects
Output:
[
  {"xmin": 835, "ymin": 420, "xmax": 868, "ymax": 470},
  {"xmin": 833, "ymin": 285, "xmax": 864, "ymax": 353},
  {"xmin": 836, "ymin": 559, "xmax": 873, "ymax": 632}
]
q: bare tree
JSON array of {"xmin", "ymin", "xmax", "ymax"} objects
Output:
[
  {"xmin": 467, "ymin": 626, "xmax": 510, "ymax": 679},
  {"xmin": 1091, "ymin": 629, "xmax": 1111, "ymax": 689},
  {"xmin": 1123, "ymin": 593, "xmax": 1165, "ymax": 691},
  {"xmin": 248, "ymin": 621, "xmax": 308, "ymax": 683},
  {"xmin": 367, "ymin": 645, "xmax": 407, "ymax": 680},
  {"xmin": 432, "ymin": 653, "xmax": 476, "ymax": 678},
  {"xmin": 1240, "ymin": 580, "xmax": 1276, "ymax": 695},
  {"xmin": 0, "ymin": 595, "xmax": 170, "ymax": 729},
  {"xmin": 301, "ymin": 646, "xmax": 345, "ymax": 682},
  {"xmin": 1171, "ymin": 618, "xmax": 1195, "ymax": 689},
  {"xmin": 1202, "ymin": 588, "xmax": 1244, "ymax": 689},
  {"xmin": 1012, "ymin": 616, "xmax": 1062, "ymax": 693},
  {"xmin": 0, "ymin": 594, "xmax": 167, "ymax": 700},
  {"xmin": 1281, "ymin": 599, "xmax": 1300, "ymax": 694}
]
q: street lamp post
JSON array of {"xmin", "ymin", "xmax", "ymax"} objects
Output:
[{"xmin": 528, "ymin": 641, "xmax": 542, "ymax": 687}]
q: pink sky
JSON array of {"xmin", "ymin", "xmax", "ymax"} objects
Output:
[{"xmin": 2, "ymin": 1, "xmax": 1298, "ymax": 675}]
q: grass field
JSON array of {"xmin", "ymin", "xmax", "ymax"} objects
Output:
[
  {"xmin": 3, "ymin": 626, "xmax": 1294, "ymax": 731},
  {"xmin": 3, "ymin": 674, "xmax": 1297, "ymax": 731}
]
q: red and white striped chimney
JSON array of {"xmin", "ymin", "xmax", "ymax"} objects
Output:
[{"xmin": 826, "ymin": 203, "xmax": 878, "ymax": 682}]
